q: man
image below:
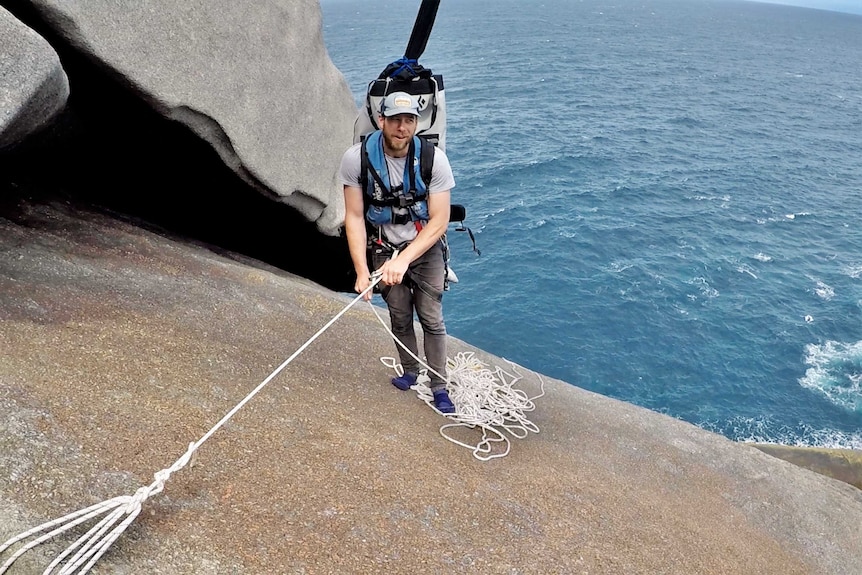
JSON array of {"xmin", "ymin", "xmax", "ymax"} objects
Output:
[{"xmin": 339, "ymin": 91, "xmax": 456, "ymax": 414}]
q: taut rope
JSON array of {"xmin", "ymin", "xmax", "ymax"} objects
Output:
[
  {"xmin": 1, "ymin": 277, "xmax": 382, "ymax": 575},
  {"xmin": 2, "ymin": 267, "xmax": 545, "ymax": 573}
]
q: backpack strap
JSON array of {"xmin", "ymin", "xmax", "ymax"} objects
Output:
[
  {"xmin": 363, "ymin": 135, "xmax": 430, "ymax": 208},
  {"xmin": 359, "ymin": 137, "xmax": 379, "ymax": 243},
  {"xmin": 360, "ymin": 136, "xmax": 392, "ymax": 200},
  {"xmin": 405, "ymin": 137, "xmax": 418, "ymax": 197},
  {"xmin": 360, "ymin": 133, "xmax": 434, "ymax": 235},
  {"xmin": 418, "ymin": 135, "xmax": 435, "ymax": 188},
  {"xmin": 360, "ymin": 136, "xmax": 369, "ymax": 194}
]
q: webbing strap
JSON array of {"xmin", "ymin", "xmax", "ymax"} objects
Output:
[{"xmin": 361, "ymin": 136, "xmax": 423, "ymax": 206}]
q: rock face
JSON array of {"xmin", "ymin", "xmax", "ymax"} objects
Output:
[
  {"xmin": 752, "ymin": 444, "xmax": 862, "ymax": 491},
  {"xmin": 2, "ymin": 195, "xmax": 862, "ymax": 574},
  {"xmin": 3, "ymin": 3, "xmax": 862, "ymax": 573},
  {"xmin": 0, "ymin": 0, "xmax": 357, "ymax": 234},
  {"xmin": 1, "ymin": 0, "xmax": 360, "ymax": 291},
  {"xmin": 0, "ymin": 4, "xmax": 69, "ymax": 150}
]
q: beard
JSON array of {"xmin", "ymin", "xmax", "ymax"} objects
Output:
[{"xmin": 382, "ymin": 131, "xmax": 411, "ymax": 157}]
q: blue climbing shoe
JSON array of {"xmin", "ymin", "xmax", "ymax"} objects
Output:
[
  {"xmin": 391, "ymin": 372, "xmax": 417, "ymax": 391},
  {"xmin": 433, "ymin": 390, "xmax": 456, "ymax": 414}
]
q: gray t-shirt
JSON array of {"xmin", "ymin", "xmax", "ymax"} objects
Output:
[{"xmin": 339, "ymin": 141, "xmax": 456, "ymax": 245}]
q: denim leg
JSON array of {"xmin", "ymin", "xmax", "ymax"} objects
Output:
[
  {"xmin": 409, "ymin": 242, "xmax": 448, "ymax": 390},
  {"xmin": 381, "ymin": 282, "xmax": 420, "ymax": 375},
  {"xmin": 380, "ymin": 241, "xmax": 448, "ymax": 389}
]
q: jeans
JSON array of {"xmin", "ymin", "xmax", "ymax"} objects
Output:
[{"xmin": 379, "ymin": 240, "xmax": 448, "ymax": 391}]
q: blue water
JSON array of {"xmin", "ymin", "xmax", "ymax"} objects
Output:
[{"xmin": 321, "ymin": 0, "xmax": 862, "ymax": 448}]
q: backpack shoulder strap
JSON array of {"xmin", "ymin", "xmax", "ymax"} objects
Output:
[
  {"xmin": 360, "ymin": 136, "xmax": 369, "ymax": 193},
  {"xmin": 362, "ymin": 132, "xmax": 393, "ymax": 197},
  {"xmin": 359, "ymin": 136, "xmax": 379, "ymax": 240},
  {"xmin": 419, "ymin": 136, "xmax": 435, "ymax": 188}
]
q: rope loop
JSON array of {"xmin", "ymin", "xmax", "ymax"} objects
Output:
[{"xmin": 371, "ymin": 299, "xmax": 545, "ymax": 460}]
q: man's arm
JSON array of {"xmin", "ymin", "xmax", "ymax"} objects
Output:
[
  {"xmin": 343, "ymin": 184, "xmax": 373, "ymax": 299},
  {"xmin": 378, "ymin": 190, "xmax": 451, "ymax": 287}
]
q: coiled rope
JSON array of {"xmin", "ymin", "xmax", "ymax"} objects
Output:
[{"xmin": 369, "ymin": 304, "xmax": 544, "ymax": 461}]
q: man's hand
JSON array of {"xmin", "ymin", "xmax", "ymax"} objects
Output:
[
  {"xmin": 378, "ymin": 254, "xmax": 410, "ymax": 286},
  {"xmin": 344, "ymin": 183, "xmax": 373, "ymax": 300},
  {"xmin": 355, "ymin": 273, "xmax": 373, "ymax": 301}
]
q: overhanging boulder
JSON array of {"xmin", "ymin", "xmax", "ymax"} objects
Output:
[
  {"xmin": 0, "ymin": 5, "xmax": 69, "ymax": 151},
  {"xmin": 2, "ymin": 0, "xmax": 357, "ymax": 235}
]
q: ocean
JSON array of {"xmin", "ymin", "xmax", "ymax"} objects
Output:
[{"xmin": 320, "ymin": 0, "xmax": 862, "ymax": 448}]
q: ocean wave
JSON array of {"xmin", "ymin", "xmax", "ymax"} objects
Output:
[
  {"xmin": 842, "ymin": 264, "xmax": 862, "ymax": 279},
  {"xmin": 606, "ymin": 260, "xmax": 635, "ymax": 274},
  {"xmin": 811, "ymin": 279, "xmax": 835, "ymax": 300},
  {"xmin": 701, "ymin": 416, "xmax": 862, "ymax": 449},
  {"xmin": 736, "ymin": 263, "xmax": 758, "ymax": 279},
  {"xmin": 799, "ymin": 340, "xmax": 862, "ymax": 412},
  {"xmin": 687, "ymin": 276, "xmax": 719, "ymax": 299},
  {"xmin": 688, "ymin": 194, "xmax": 731, "ymax": 203}
]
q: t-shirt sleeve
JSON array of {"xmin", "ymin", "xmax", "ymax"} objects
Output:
[
  {"xmin": 429, "ymin": 147, "xmax": 456, "ymax": 193},
  {"xmin": 338, "ymin": 143, "xmax": 363, "ymax": 188}
]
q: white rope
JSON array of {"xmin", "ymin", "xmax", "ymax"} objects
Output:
[
  {"xmin": 0, "ymin": 277, "xmax": 382, "ymax": 575},
  {"xmin": 2, "ymin": 263, "xmax": 544, "ymax": 572},
  {"xmin": 369, "ymin": 304, "xmax": 544, "ymax": 461}
]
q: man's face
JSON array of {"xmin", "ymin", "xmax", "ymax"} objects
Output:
[{"xmin": 380, "ymin": 114, "xmax": 418, "ymax": 156}]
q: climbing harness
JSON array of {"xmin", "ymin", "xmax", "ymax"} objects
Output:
[{"xmin": 1, "ymin": 275, "xmax": 384, "ymax": 575}]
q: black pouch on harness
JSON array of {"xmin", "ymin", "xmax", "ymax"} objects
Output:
[{"xmin": 367, "ymin": 241, "xmax": 395, "ymax": 293}]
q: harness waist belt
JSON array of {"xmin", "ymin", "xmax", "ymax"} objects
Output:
[{"xmin": 367, "ymin": 195, "xmax": 420, "ymax": 208}]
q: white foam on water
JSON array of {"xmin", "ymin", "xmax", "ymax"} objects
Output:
[
  {"xmin": 842, "ymin": 264, "xmax": 862, "ymax": 279},
  {"xmin": 736, "ymin": 263, "xmax": 758, "ymax": 279},
  {"xmin": 799, "ymin": 340, "xmax": 862, "ymax": 412},
  {"xmin": 687, "ymin": 276, "xmax": 719, "ymax": 299},
  {"xmin": 702, "ymin": 415, "xmax": 862, "ymax": 450},
  {"xmin": 812, "ymin": 279, "xmax": 835, "ymax": 300}
]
